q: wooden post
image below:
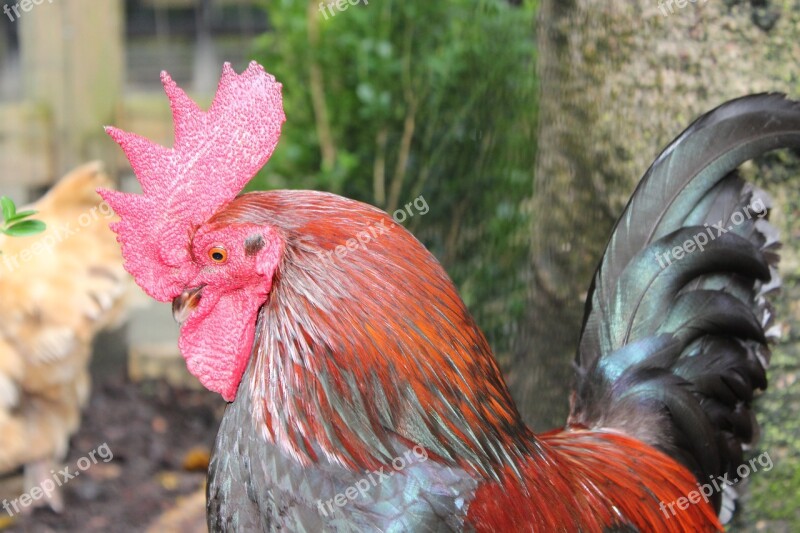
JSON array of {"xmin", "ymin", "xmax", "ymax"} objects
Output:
[{"xmin": 18, "ymin": 0, "xmax": 123, "ymax": 180}]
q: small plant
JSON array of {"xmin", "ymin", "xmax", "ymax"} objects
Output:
[{"xmin": 0, "ymin": 196, "xmax": 46, "ymax": 237}]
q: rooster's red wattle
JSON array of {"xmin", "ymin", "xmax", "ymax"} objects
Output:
[{"xmin": 101, "ymin": 61, "xmax": 800, "ymax": 531}]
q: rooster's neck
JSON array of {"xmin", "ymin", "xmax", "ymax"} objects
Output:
[{"xmin": 230, "ymin": 190, "xmax": 538, "ymax": 477}]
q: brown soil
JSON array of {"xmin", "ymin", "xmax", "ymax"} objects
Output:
[{"xmin": 2, "ymin": 367, "xmax": 225, "ymax": 533}]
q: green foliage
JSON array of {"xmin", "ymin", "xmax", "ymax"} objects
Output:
[
  {"xmin": 0, "ymin": 196, "xmax": 45, "ymax": 238},
  {"xmin": 252, "ymin": 0, "xmax": 538, "ymax": 358}
]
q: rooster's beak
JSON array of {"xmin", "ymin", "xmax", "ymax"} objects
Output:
[{"xmin": 172, "ymin": 286, "xmax": 204, "ymax": 324}]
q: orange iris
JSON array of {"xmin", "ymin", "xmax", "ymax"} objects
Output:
[{"xmin": 209, "ymin": 246, "xmax": 228, "ymax": 263}]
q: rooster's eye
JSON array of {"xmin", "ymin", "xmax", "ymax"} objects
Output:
[{"xmin": 209, "ymin": 246, "xmax": 228, "ymax": 263}]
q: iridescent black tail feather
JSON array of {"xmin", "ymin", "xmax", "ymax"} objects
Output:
[{"xmin": 570, "ymin": 94, "xmax": 800, "ymax": 518}]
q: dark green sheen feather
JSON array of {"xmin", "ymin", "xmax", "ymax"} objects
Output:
[
  {"xmin": 603, "ymin": 226, "xmax": 769, "ymax": 351},
  {"xmin": 570, "ymin": 94, "xmax": 800, "ymax": 518},
  {"xmin": 580, "ymin": 94, "xmax": 800, "ymax": 362}
]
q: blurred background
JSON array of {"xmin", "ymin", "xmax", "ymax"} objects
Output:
[{"xmin": 0, "ymin": 0, "xmax": 798, "ymax": 531}]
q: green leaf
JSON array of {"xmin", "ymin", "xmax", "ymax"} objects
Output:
[
  {"xmin": 0, "ymin": 196, "xmax": 15, "ymax": 222},
  {"xmin": 4, "ymin": 220, "xmax": 46, "ymax": 237},
  {"xmin": 5, "ymin": 209, "xmax": 38, "ymax": 223}
]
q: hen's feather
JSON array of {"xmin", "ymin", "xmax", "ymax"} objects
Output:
[{"xmin": 0, "ymin": 163, "xmax": 130, "ymax": 511}]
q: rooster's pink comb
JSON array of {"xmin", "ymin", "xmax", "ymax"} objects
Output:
[{"xmin": 99, "ymin": 61, "xmax": 285, "ymax": 301}]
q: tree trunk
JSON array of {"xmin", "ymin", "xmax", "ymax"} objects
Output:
[{"xmin": 514, "ymin": 1, "xmax": 800, "ymax": 529}]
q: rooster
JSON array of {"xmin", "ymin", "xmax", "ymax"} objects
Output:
[
  {"xmin": 0, "ymin": 162, "xmax": 129, "ymax": 513},
  {"xmin": 100, "ymin": 62, "xmax": 800, "ymax": 531}
]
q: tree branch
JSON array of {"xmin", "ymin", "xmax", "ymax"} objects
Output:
[{"xmin": 306, "ymin": 0, "xmax": 336, "ymax": 175}]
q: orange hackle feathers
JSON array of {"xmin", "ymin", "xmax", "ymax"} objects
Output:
[{"xmin": 467, "ymin": 430, "xmax": 722, "ymax": 532}]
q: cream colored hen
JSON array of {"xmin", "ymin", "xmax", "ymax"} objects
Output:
[{"xmin": 0, "ymin": 162, "xmax": 129, "ymax": 512}]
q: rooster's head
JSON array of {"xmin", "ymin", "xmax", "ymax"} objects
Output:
[{"xmin": 99, "ymin": 62, "xmax": 286, "ymax": 401}]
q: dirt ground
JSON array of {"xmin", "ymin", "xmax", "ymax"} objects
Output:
[{"xmin": 1, "ymin": 357, "xmax": 225, "ymax": 533}]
